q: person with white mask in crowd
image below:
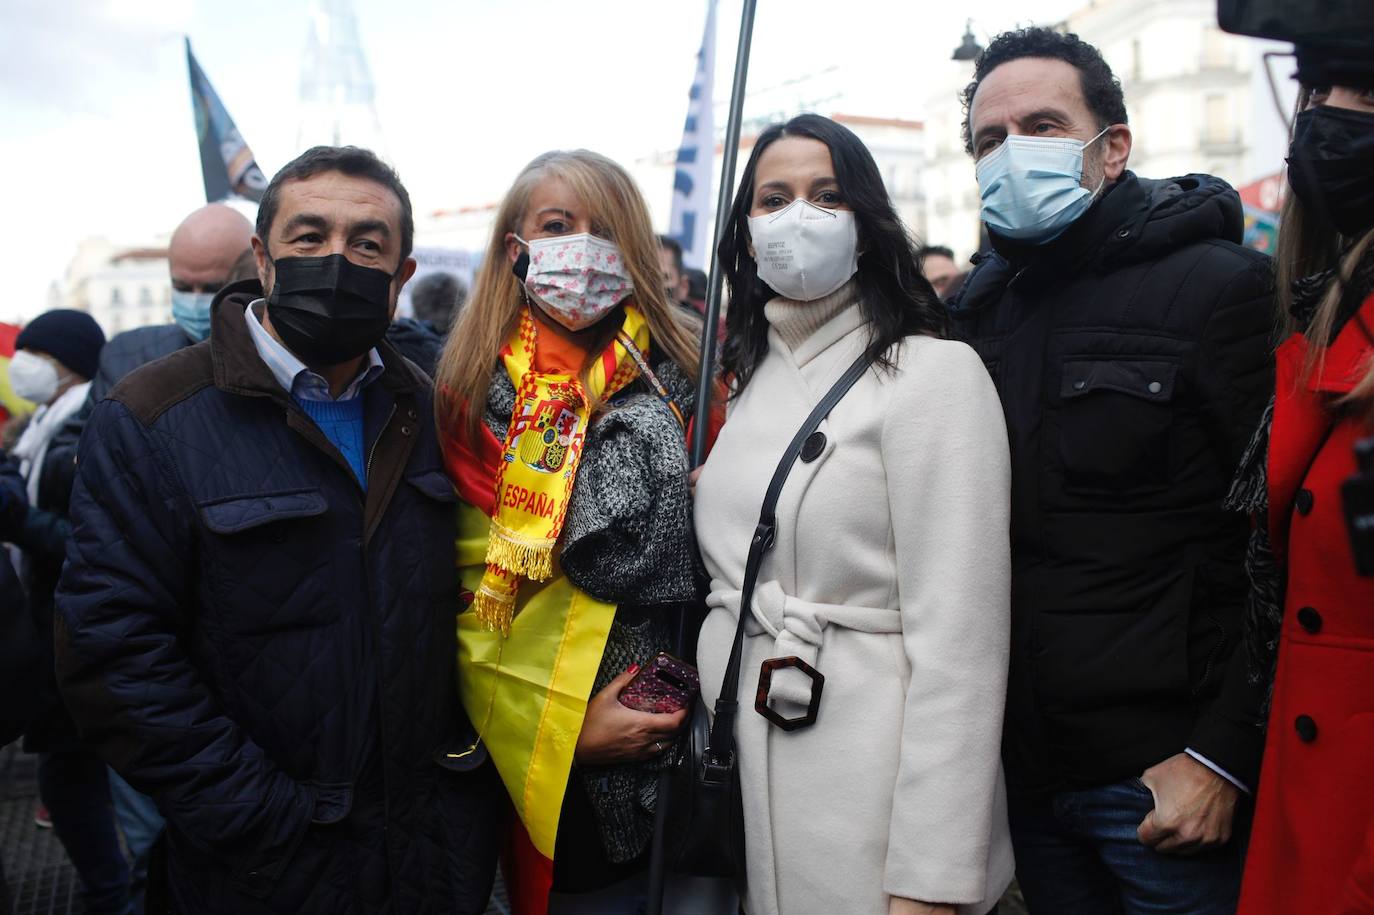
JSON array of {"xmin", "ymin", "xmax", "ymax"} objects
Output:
[
  {"xmin": 0, "ymin": 309, "xmax": 131, "ymax": 915},
  {"xmin": 6, "ymin": 311, "xmax": 104, "ymax": 506},
  {"xmin": 693, "ymin": 113, "xmax": 1014, "ymax": 915}
]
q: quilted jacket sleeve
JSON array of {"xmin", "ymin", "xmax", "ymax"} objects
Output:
[
  {"xmin": 1186, "ymin": 253, "xmax": 1275, "ymax": 790},
  {"xmin": 54, "ymin": 398, "xmax": 316, "ymax": 892}
]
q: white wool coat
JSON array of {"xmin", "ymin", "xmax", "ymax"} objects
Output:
[{"xmin": 694, "ymin": 302, "xmax": 1014, "ymax": 915}]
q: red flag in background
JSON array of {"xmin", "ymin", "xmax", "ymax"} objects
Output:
[{"xmin": 0, "ymin": 322, "xmax": 33, "ymax": 425}]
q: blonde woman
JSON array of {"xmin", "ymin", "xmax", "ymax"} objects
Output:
[{"xmin": 434, "ymin": 150, "xmax": 707, "ymax": 914}]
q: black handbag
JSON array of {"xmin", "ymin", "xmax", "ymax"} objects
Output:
[{"xmin": 648, "ymin": 352, "xmax": 874, "ymax": 901}]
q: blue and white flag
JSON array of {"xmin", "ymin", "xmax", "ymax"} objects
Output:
[
  {"xmin": 186, "ymin": 38, "xmax": 267, "ymax": 203},
  {"xmin": 668, "ymin": 0, "xmax": 717, "ymax": 270}
]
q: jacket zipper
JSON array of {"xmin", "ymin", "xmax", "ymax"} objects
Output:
[{"xmin": 364, "ymin": 405, "xmax": 396, "ymax": 492}]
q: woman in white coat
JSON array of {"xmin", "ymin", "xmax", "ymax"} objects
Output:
[{"xmin": 694, "ymin": 114, "xmax": 1014, "ymax": 915}]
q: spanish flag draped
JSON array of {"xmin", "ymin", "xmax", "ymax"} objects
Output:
[
  {"xmin": 455, "ymin": 506, "xmax": 615, "ymax": 913},
  {"xmin": 447, "ymin": 307, "xmax": 650, "ymax": 914}
]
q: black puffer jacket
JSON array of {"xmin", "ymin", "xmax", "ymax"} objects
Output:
[
  {"xmin": 54, "ymin": 292, "xmax": 502, "ymax": 914},
  {"xmin": 949, "ymin": 172, "xmax": 1275, "ymax": 795}
]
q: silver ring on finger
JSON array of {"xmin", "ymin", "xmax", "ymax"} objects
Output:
[{"xmin": 654, "ymin": 740, "xmax": 666, "ymax": 754}]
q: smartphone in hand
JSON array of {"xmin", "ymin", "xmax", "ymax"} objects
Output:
[{"xmin": 617, "ymin": 652, "xmax": 700, "ymax": 714}]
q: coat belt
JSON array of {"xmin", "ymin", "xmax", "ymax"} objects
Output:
[{"xmin": 708, "ymin": 578, "xmax": 901, "ymax": 704}]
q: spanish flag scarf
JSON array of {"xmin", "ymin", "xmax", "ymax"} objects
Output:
[{"xmin": 472, "ymin": 305, "xmax": 649, "ymax": 632}]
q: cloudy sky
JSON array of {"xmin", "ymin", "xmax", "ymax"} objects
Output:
[{"xmin": 1, "ymin": 0, "xmax": 1091, "ymax": 325}]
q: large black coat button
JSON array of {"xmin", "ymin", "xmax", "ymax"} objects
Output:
[
  {"xmin": 1296, "ymin": 489, "xmax": 1314, "ymax": 516},
  {"xmin": 1297, "ymin": 606, "xmax": 1322, "ymax": 634},
  {"xmin": 1295, "ymin": 715, "xmax": 1318, "ymax": 743},
  {"xmin": 800, "ymin": 431, "xmax": 826, "ymax": 463}
]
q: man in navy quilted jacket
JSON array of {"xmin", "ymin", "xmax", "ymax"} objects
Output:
[{"xmin": 53, "ymin": 146, "xmax": 502, "ymax": 915}]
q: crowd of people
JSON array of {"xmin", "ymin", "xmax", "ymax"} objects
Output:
[{"xmin": 0, "ymin": 20, "xmax": 1371, "ymax": 915}]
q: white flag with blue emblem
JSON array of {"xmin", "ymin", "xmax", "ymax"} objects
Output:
[{"xmin": 668, "ymin": 0, "xmax": 717, "ymax": 270}]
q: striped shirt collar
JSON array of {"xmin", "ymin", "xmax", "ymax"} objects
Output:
[{"xmin": 244, "ymin": 299, "xmax": 385, "ymax": 403}]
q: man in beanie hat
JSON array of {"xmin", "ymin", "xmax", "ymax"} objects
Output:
[
  {"xmin": 9, "ymin": 310, "xmax": 106, "ymax": 512},
  {"xmin": 0, "ymin": 309, "xmax": 134, "ymax": 915},
  {"xmin": 12, "ymin": 309, "xmax": 104, "ymax": 384}
]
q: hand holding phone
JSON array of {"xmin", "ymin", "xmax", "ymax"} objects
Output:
[{"xmin": 617, "ymin": 652, "xmax": 700, "ymax": 714}]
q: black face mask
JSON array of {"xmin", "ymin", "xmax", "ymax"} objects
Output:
[
  {"xmin": 1287, "ymin": 105, "xmax": 1374, "ymax": 238},
  {"xmin": 267, "ymin": 253, "xmax": 394, "ymax": 365}
]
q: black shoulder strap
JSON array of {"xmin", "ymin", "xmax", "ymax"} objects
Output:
[{"xmin": 703, "ymin": 352, "xmax": 873, "ymax": 769}]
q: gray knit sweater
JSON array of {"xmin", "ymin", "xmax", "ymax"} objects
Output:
[{"xmin": 479, "ymin": 351, "xmax": 703, "ymax": 862}]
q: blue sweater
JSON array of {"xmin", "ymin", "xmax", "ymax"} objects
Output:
[{"xmin": 295, "ymin": 396, "xmax": 367, "ymax": 487}]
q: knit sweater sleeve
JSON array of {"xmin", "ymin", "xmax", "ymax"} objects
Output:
[{"xmin": 881, "ymin": 338, "xmax": 1012, "ymax": 905}]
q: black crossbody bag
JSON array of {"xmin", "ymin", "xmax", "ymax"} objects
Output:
[{"xmin": 651, "ymin": 352, "xmax": 873, "ymax": 892}]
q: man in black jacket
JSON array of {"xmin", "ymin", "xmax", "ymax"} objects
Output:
[
  {"xmin": 54, "ymin": 146, "xmax": 501, "ymax": 914},
  {"xmin": 949, "ymin": 28, "xmax": 1273, "ymax": 914}
]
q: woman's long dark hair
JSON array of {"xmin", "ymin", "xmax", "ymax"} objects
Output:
[{"xmin": 719, "ymin": 113, "xmax": 945, "ymax": 395}]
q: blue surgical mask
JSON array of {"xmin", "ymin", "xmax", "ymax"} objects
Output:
[
  {"xmin": 171, "ymin": 289, "xmax": 215, "ymax": 342},
  {"xmin": 976, "ymin": 126, "xmax": 1111, "ymax": 244}
]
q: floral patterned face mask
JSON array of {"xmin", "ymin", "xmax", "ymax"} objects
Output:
[{"xmin": 515, "ymin": 233, "xmax": 635, "ymax": 331}]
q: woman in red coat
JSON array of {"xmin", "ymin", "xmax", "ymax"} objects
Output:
[{"xmin": 1231, "ymin": 74, "xmax": 1374, "ymax": 913}]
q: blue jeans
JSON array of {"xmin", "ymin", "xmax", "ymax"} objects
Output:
[
  {"xmin": 1009, "ymin": 778, "xmax": 1246, "ymax": 915},
  {"xmin": 37, "ymin": 747, "xmax": 134, "ymax": 915},
  {"xmin": 108, "ymin": 767, "xmax": 164, "ymax": 915}
]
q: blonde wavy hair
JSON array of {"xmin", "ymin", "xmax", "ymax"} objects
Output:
[{"xmin": 435, "ymin": 149, "xmax": 701, "ymax": 440}]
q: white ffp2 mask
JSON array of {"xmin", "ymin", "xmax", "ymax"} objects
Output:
[
  {"xmin": 7, "ymin": 351, "xmax": 60, "ymax": 405},
  {"xmin": 748, "ymin": 200, "xmax": 859, "ymax": 301}
]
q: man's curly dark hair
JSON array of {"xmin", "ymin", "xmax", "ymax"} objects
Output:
[{"xmin": 960, "ymin": 27, "xmax": 1128, "ymax": 157}]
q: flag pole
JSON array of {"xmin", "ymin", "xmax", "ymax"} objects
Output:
[
  {"xmin": 648, "ymin": 4, "xmax": 758, "ymax": 914},
  {"xmin": 689, "ymin": 0, "xmax": 759, "ymax": 469}
]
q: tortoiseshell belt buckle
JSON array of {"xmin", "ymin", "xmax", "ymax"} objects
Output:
[{"xmin": 754, "ymin": 656, "xmax": 825, "ymax": 731}]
